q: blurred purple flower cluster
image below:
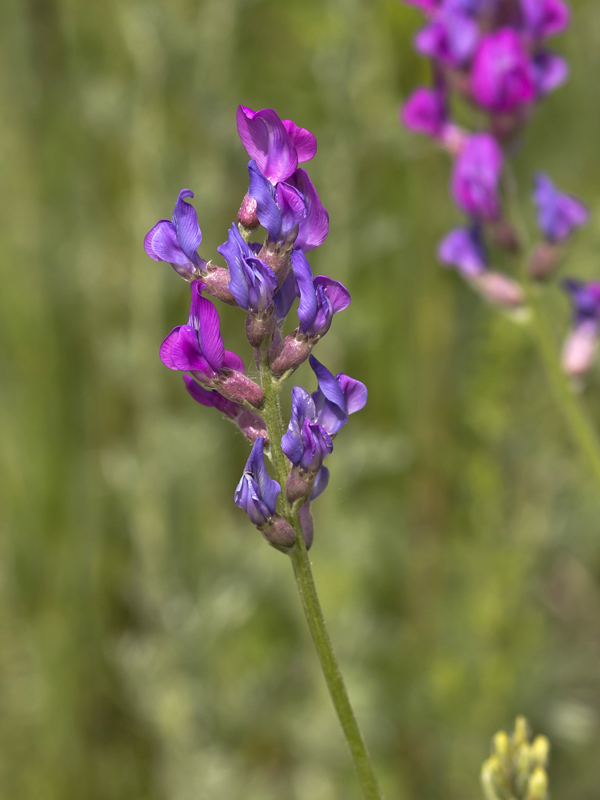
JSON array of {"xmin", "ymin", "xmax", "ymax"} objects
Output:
[
  {"xmin": 400, "ymin": 0, "xmax": 594, "ymax": 377},
  {"xmin": 144, "ymin": 106, "xmax": 366, "ymax": 549}
]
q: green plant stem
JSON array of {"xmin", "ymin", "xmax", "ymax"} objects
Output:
[
  {"xmin": 505, "ymin": 170, "xmax": 600, "ymax": 489},
  {"xmin": 257, "ymin": 345, "xmax": 385, "ymax": 800}
]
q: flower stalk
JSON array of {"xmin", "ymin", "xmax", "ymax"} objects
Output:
[{"xmin": 257, "ymin": 344, "xmax": 385, "ymax": 800}]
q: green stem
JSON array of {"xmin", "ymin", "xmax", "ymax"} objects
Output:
[
  {"xmin": 257, "ymin": 345, "xmax": 385, "ymax": 800},
  {"xmin": 505, "ymin": 170, "xmax": 600, "ymax": 489}
]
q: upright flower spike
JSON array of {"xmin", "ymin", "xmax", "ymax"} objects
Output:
[
  {"xmin": 560, "ymin": 279, "xmax": 600, "ymax": 378},
  {"xmin": 144, "ymin": 189, "xmax": 207, "ymax": 280},
  {"xmin": 438, "ymin": 225, "xmax": 524, "ymax": 308},
  {"xmin": 451, "ymin": 133, "xmax": 504, "ymax": 221},
  {"xmin": 309, "ymin": 355, "xmax": 368, "ymax": 436},
  {"xmin": 471, "ymin": 29, "xmax": 536, "ymax": 113},
  {"xmin": 234, "ymin": 438, "xmax": 296, "ymax": 549},
  {"xmin": 530, "ymin": 173, "xmax": 589, "ymax": 279},
  {"xmin": 160, "ymin": 280, "xmax": 264, "ymax": 407}
]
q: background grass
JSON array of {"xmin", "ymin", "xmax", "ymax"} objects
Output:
[{"xmin": 2, "ymin": 0, "xmax": 600, "ymax": 798}]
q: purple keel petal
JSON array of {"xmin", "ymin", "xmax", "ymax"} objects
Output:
[
  {"xmin": 247, "ymin": 438, "xmax": 281, "ymax": 516},
  {"xmin": 282, "ymin": 119, "xmax": 317, "ymax": 163},
  {"xmin": 291, "ymin": 248, "xmax": 318, "ymax": 333},
  {"xmin": 248, "ymin": 161, "xmax": 281, "ymax": 240},
  {"xmin": 273, "ymin": 269, "xmax": 298, "ymax": 323},
  {"xmin": 223, "ymin": 350, "xmax": 245, "ymax": 373},
  {"xmin": 287, "ymin": 168, "xmax": 329, "ymax": 252},
  {"xmin": 310, "ymin": 466, "xmax": 330, "ymax": 501},
  {"xmin": 313, "ymin": 276, "xmax": 351, "ymax": 314},
  {"xmin": 183, "ymin": 375, "xmax": 239, "ymax": 416},
  {"xmin": 276, "ymin": 181, "xmax": 307, "ymax": 242},
  {"xmin": 336, "ymin": 373, "xmax": 368, "ymax": 415},
  {"xmin": 172, "ymin": 189, "xmax": 203, "ymax": 267},
  {"xmin": 217, "ymin": 224, "xmax": 251, "ymax": 309}
]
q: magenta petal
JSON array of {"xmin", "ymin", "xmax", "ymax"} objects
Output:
[
  {"xmin": 237, "ymin": 106, "xmax": 270, "ymax": 168},
  {"xmin": 236, "ymin": 105, "xmax": 298, "ymax": 183},
  {"xmin": 313, "ymin": 276, "xmax": 351, "ymax": 313},
  {"xmin": 194, "ymin": 293, "xmax": 224, "ymax": 373},
  {"xmin": 282, "ymin": 119, "xmax": 317, "ymax": 163},
  {"xmin": 170, "ymin": 326, "xmax": 212, "ymax": 373},
  {"xmin": 336, "ymin": 374, "xmax": 368, "ymax": 415},
  {"xmin": 223, "ymin": 350, "xmax": 244, "ymax": 373},
  {"xmin": 288, "ymin": 168, "xmax": 329, "ymax": 252},
  {"xmin": 159, "ymin": 327, "xmax": 183, "ymax": 370}
]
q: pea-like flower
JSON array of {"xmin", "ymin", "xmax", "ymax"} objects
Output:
[
  {"xmin": 521, "ymin": 0, "xmax": 570, "ymax": 40},
  {"xmin": 439, "ymin": 224, "xmax": 524, "ymax": 308},
  {"xmin": 533, "ymin": 173, "xmax": 588, "ymax": 244},
  {"xmin": 217, "ymin": 224, "xmax": 277, "ymax": 313},
  {"xmin": 144, "ymin": 189, "xmax": 207, "ymax": 280},
  {"xmin": 451, "ymin": 133, "xmax": 503, "ymax": 221},
  {"xmin": 561, "ymin": 280, "xmax": 600, "ymax": 377},
  {"xmin": 309, "ymin": 355, "xmax": 368, "ymax": 436},
  {"xmin": 160, "ymin": 280, "xmax": 263, "ymax": 407},
  {"xmin": 415, "ymin": 7, "xmax": 479, "ymax": 66},
  {"xmin": 471, "ymin": 29, "xmax": 536, "ymax": 113},
  {"xmin": 282, "ymin": 387, "xmax": 334, "ymax": 476},
  {"xmin": 183, "ymin": 375, "xmax": 267, "ymax": 443},
  {"xmin": 234, "ymin": 438, "xmax": 296, "ymax": 549}
]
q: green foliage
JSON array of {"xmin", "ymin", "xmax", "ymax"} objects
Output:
[{"xmin": 1, "ymin": 0, "xmax": 600, "ymax": 798}]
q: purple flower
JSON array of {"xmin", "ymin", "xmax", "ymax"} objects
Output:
[
  {"xmin": 291, "ymin": 249, "xmax": 351, "ymax": 339},
  {"xmin": 401, "ymin": 86, "xmax": 447, "ymax": 138},
  {"xmin": 415, "ymin": 8, "xmax": 479, "ymax": 66},
  {"xmin": 144, "ymin": 189, "xmax": 207, "ymax": 280},
  {"xmin": 285, "ymin": 168, "xmax": 329, "ymax": 252},
  {"xmin": 281, "ymin": 387, "xmax": 334, "ymax": 474},
  {"xmin": 561, "ymin": 280, "xmax": 600, "ymax": 376},
  {"xmin": 247, "ymin": 161, "xmax": 307, "ymax": 247},
  {"xmin": 532, "ymin": 51, "xmax": 569, "ymax": 96},
  {"xmin": 183, "ymin": 375, "xmax": 267, "ymax": 442},
  {"xmin": 521, "ymin": 0, "xmax": 570, "ymax": 39},
  {"xmin": 401, "ymin": 0, "xmax": 440, "ymax": 13},
  {"xmin": 471, "ymin": 29, "xmax": 536, "ymax": 112},
  {"xmin": 234, "ymin": 438, "xmax": 281, "ymax": 526},
  {"xmin": 451, "ymin": 133, "xmax": 503, "ymax": 221},
  {"xmin": 236, "ymin": 106, "xmax": 317, "ymax": 185},
  {"xmin": 533, "ymin": 173, "xmax": 588, "ymax": 243},
  {"xmin": 438, "ymin": 224, "xmax": 487, "ymax": 276},
  {"xmin": 160, "ymin": 280, "xmax": 244, "ymax": 381},
  {"xmin": 309, "ymin": 355, "xmax": 368, "ymax": 436},
  {"xmin": 217, "ymin": 224, "xmax": 277, "ymax": 313}
]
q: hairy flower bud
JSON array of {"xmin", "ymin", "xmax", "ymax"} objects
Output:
[
  {"xmin": 202, "ymin": 265, "xmax": 237, "ymax": 306},
  {"xmin": 529, "ymin": 241, "xmax": 562, "ymax": 280},
  {"xmin": 246, "ymin": 310, "xmax": 276, "ymax": 349},
  {"xmin": 238, "ymin": 192, "xmax": 260, "ymax": 229},
  {"xmin": 217, "ymin": 370, "xmax": 264, "ymax": 407},
  {"xmin": 471, "ymin": 271, "xmax": 524, "ymax": 309},
  {"xmin": 257, "ymin": 241, "xmax": 293, "ymax": 286},
  {"xmin": 286, "ymin": 468, "xmax": 315, "ymax": 504},
  {"xmin": 271, "ymin": 332, "xmax": 313, "ymax": 377},
  {"xmin": 259, "ymin": 514, "xmax": 297, "ymax": 551}
]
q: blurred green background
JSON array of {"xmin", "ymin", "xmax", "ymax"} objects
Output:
[{"xmin": 2, "ymin": 0, "xmax": 600, "ymax": 798}]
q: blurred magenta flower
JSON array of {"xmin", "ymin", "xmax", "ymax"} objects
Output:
[
  {"xmin": 451, "ymin": 133, "xmax": 503, "ymax": 220},
  {"xmin": 561, "ymin": 280, "xmax": 600, "ymax": 376},
  {"xmin": 471, "ymin": 29, "xmax": 536, "ymax": 112},
  {"xmin": 438, "ymin": 224, "xmax": 487, "ymax": 276}
]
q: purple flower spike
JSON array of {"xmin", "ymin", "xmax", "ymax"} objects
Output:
[
  {"xmin": 401, "ymin": 86, "xmax": 447, "ymax": 138},
  {"xmin": 218, "ymin": 224, "xmax": 277, "ymax": 313},
  {"xmin": 438, "ymin": 224, "xmax": 487, "ymax": 276},
  {"xmin": 533, "ymin": 174, "xmax": 588, "ymax": 244},
  {"xmin": 471, "ymin": 29, "xmax": 536, "ymax": 113},
  {"xmin": 144, "ymin": 189, "xmax": 208, "ymax": 281},
  {"xmin": 561, "ymin": 280, "xmax": 600, "ymax": 377},
  {"xmin": 415, "ymin": 9, "xmax": 479, "ymax": 66},
  {"xmin": 282, "ymin": 387, "xmax": 334, "ymax": 474},
  {"xmin": 160, "ymin": 280, "xmax": 243, "ymax": 381},
  {"xmin": 451, "ymin": 133, "xmax": 503, "ymax": 221},
  {"xmin": 521, "ymin": 0, "xmax": 570, "ymax": 40},
  {"xmin": 309, "ymin": 355, "xmax": 367, "ymax": 436},
  {"xmin": 236, "ymin": 106, "xmax": 316, "ymax": 185},
  {"xmin": 234, "ymin": 438, "xmax": 281, "ymax": 526}
]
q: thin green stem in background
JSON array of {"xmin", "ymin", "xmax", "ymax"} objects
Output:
[
  {"xmin": 505, "ymin": 170, "xmax": 600, "ymax": 490},
  {"xmin": 257, "ymin": 345, "xmax": 385, "ymax": 800}
]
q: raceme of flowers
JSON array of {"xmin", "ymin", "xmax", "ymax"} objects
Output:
[
  {"xmin": 400, "ymin": 0, "xmax": 594, "ymax": 378},
  {"xmin": 144, "ymin": 106, "xmax": 367, "ymax": 550}
]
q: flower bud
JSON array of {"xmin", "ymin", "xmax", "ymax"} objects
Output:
[
  {"xmin": 271, "ymin": 332, "xmax": 313, "ymax": 377},
  {"xmin": 514, "ymin": 716, "xmax": 530, "ymax": 746},
  {"xmin": 488, "ymin": 218, "xmax": 521, "ymax": 253},
  {"xmin": 525, "ymin": 767, "xmax": 548, "ymax": 800},
  {"xmin": 480, "ymin": 756, "xmax": 504, "ymax": 800},
  {"xmin": 530, "ymin": 736, "xmax": 550, "ymax": 769},
  {"xmin": 529, "ymin": 242, "xmax": 562, "ymax": 280},
  {"xmin": 234, "ymin": 409, "xmax": 268, "ymax": 443},
  {"xmin": 492, "ymin": 731, "xmax": 511, "ymax": 761},
  {"xmin": 246, "ymin": 309, "xmax": 276, "ymax": 349},
  {"xmin": 561, "ymin": 321, "xmax": 598, "ymax": 377},
  {"xmin": 238, "ymin": 192, "xmax": 260, "ymax": 230},
  {"xmin": 471, "ymin": 271, "xmax": 524, "ymax": 309},
  {"xmin": 286, "ymin": 468, "xmax": 314, "ymax": 504},
  {"xmin": 259, "ymin": 514, "xmax": 296, "ymax": 551},
  {"xmin": 217, "ymin": 370, "xmax": 264, "ymax": 407},
  {"xmin": 298, "ymin": 503, "xmax": 314, "ymax": 550},
  {"xmin": 202, "ymin": 265, "xmax": 237, "ymax": 306},
  {"xmin": 257, "ymin": 242, "xmax": 292, "ymax": 286}
]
